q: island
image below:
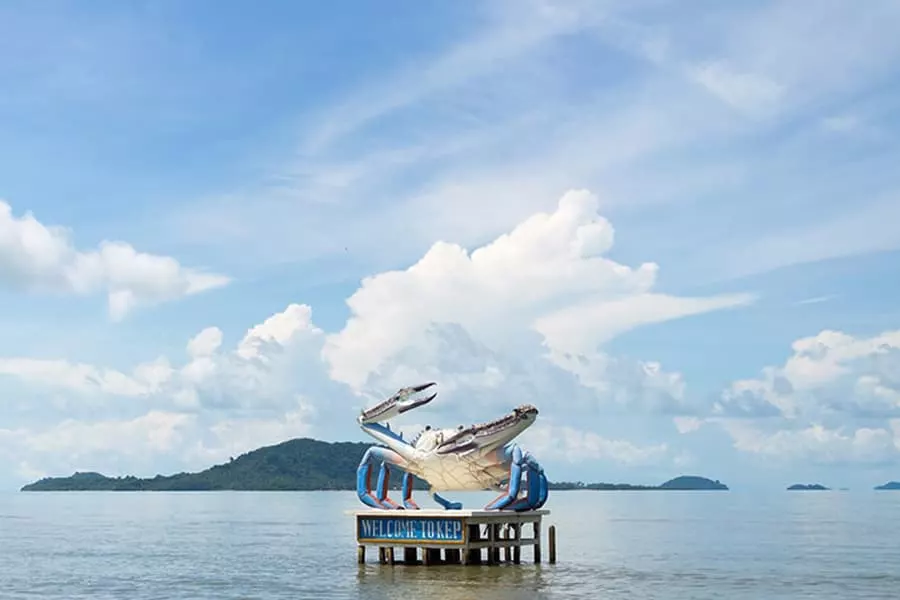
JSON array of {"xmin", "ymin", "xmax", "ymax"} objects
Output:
[
  {"xmin": 787, "ymin": 483, "xmax": 830, "ymax": 491},
  {"xmin": 548, "ymin": 475, "xmax": 728, "ymax": 491},
  {"xmin": 20, "ymin": 437, "xmax": 732, "ymax": 492},
  {"xmin": 875, "ymin": 481, "xmax": 900, "ymax": 490},
  {"xmin": 21, "ymin": 438, "xmax": 404, "ymax": 492}
]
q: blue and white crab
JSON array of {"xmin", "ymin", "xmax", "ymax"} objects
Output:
[{"xmin": 355, "ymin": 382, "xmax": 549, "ymax": 511}]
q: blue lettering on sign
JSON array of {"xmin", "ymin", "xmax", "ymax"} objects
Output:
[{"xmin": 358, "ymin": 517, "xmax": 464, "ymax": 543}]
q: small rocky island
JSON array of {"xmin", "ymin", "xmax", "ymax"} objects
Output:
[
  {"xmin": 875, "ymin": 481, "xmax": 900, "ymax": 490},
  {"xmin": 787, "ymin": 483, "xmax": 830, "ymax": 491}
]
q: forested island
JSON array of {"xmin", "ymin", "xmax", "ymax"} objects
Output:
[
  {"xmin": 875, "ymin": 481, "xmax": 900, "ymax": 490},
  {"xmin": 787, "ymin": 484, "xmax": 830, "ymax": 491},
  {"xmin": 20, "ymin": 437, "xmax": 729, "ymax": 492}
]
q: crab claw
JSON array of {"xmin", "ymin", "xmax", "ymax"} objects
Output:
[{"xmin": 358, "ymin": 382, "xmax": 437, "ymax": 424}]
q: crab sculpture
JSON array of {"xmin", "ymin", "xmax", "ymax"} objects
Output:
[{"xmin": 355, "ymin": 382, "xmax": 548, "ymax": 511}]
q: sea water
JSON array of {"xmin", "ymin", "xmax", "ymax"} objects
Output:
[{"xmin": 1, "ymin": 490, "xmax": 898, "ymax": 599}]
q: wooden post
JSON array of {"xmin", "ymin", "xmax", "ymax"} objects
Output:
[
  {"xmin": 513, "ymin": 523, "xmax": 521, "ymax": 564},
  {"xmin": 466, "ymin": 524, "xmax": 481, "ymax": 564},
  {"xmin": 357, "ymin": 545, "xmax": 366, "ymax": 564},
  {"xmin": 548, "ymin": 525, "xmax": 556, "ymax": 564},
  {"xmin": 533, "ymin": 521, "xmax": 541, "ymax": 563}
]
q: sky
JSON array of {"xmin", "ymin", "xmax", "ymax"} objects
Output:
[{"xmin": 2, "ymin": 0, "xmax": 900, "ymax": 493}]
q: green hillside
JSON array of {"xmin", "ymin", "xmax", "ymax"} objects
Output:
[{"xmin": 21, "ymin": 438, "xmax": 427, "ymax": 491}]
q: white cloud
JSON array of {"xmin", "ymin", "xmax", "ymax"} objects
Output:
[
  {"xmin": 522, "ymin": 423, "xmax": 671, "ymax": 467},
  {"xmin": 0, "ymin": 199, "xmax": 230, "ymax": 319},
  {"xmin": 535, "ymin": 292, "xmax": 753, "ymax": 356},
  {"xmin": 716, "ymin": 328, "xmax": 900, "ymax": 420},
  {"xmin": 687, "ymin": 61, "xmax": 784, "ymax": 115},
  {"xmin": 324, "ymin": 189, "xmax": 751, "ymax": 389},
  {"xmin": 0, "ymin": 303, "xmax": 337, "ymax": 418},
  {"xmin": 719, "ymin": 420, "xmax": 900, "ymax": 466},
  {"xmin": 0, "ymin": 356, "xmax": 170, "ymax": 397},
  {"xmin": 794, "ymin": 295, "xmax": 834, "ymax": 306},
  {"xmin": 704, "ymin": 328, "xmax": 900, "ymax": 467},
  {"xmin": 673, "ymin": 416, "xmax": 702, "ymax": 434},
  {"xmin": 0, "ymin": 406, "xmax": 316, "ymax": 483},
  {"xmin": 0, "ymin": 411, "xmax": 196, "ymax": 478}
]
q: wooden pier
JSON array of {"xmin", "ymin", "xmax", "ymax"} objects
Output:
[{"xmin": 350, "ymin": 509, "xmax": 555, "ymax": 565}]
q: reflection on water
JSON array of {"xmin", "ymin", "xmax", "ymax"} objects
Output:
[{"xmin": 1, "ymin": 490, "xmax": 899, "ymax": 599}]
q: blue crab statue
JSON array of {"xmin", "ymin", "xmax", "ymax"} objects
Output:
[{"xmin": 355, "ymin": 382, "xmax": 548, "ymax": 511}]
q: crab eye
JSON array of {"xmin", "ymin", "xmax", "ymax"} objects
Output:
[{"xmin": 425, "ymin": 425, "xmax": 431, "ymax": 431}]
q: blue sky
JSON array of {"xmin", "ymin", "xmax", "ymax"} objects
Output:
[{"xmin": 2, "ymin": 0, "xmax": 900, "ymax": 493}]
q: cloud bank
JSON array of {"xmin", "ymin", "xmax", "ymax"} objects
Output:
[{"xmin": 2, "ymin": 189, "xmax": 898, "ymax": 488}]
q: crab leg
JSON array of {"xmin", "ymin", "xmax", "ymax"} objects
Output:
[
  {"xmin": 484, "ymin": 445, "xmax": 548, "ymax": 511},
  {"xmin": 401, "ymin": 472, "xmax": 420, "ymax": 509},
  {"xmin": 506, "ymin": 453, "xmax": 548, "ymax": 511},
  {"xmin": 356, "ymin": 446, "xmax": 405, "ymax": 509},
  {"xmin": 431, "ymin": 492, "xmax": 463, "ymax": 510}
]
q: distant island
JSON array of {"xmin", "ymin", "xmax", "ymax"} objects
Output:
[
  {"xmin": 20, "ymin": 437, "xmax": 729, "ymax": 492},
  {"xmin": 551, "ymin": 475, "xmax": 728, "ymax": 491},
  {"xmin": 875, "ymin": 481, "xmax": 900, "ymax": 490},
  {"xmin": 787, "ymin": 483, "xmax": 830, "ymax": 491}
]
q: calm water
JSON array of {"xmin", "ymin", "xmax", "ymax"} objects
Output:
[{"xmin": 1, "ymin": 490, "xmax": 898, "ymax": 599}]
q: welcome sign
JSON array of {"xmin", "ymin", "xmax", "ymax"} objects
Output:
[{"xmin": 357, "ymin": 516, "xmax": 466, "ymax": 545}]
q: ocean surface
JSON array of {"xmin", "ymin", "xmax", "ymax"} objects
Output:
[{"xmin": 1, "ymin": 489, "xmax": 898, "ymax": 599}]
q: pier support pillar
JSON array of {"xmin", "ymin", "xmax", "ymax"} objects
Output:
[{"xmin": 549, "ymin": 525, "xmax": 556, "ymax": 564}]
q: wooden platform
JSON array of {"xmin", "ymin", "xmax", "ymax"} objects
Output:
[{"xmin": 348, "ymin": 509, "xmax": 555, "ymax": 565}]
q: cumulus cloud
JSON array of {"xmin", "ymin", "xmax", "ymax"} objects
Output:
[
  {"xmin": 2, "ymin": 303, "xmax": 339, "ymax": 415},
  {"xmin": 0, "ymin": 305, "xmax": 328, "ymax": 482},
  {"xmin": 0, "ymin": 199, "xmax": 230, "ymax": 319},
  {"xmin": 703, "ymin": 328, "xmax": 900, "ymax": 466},
  {"xmin": 324, "ymin": 189, "xmax": 752, "ymax": 389},
  {"xmin": 715, "ymin": 329, "xmax": 900, "ymax": 420}
]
